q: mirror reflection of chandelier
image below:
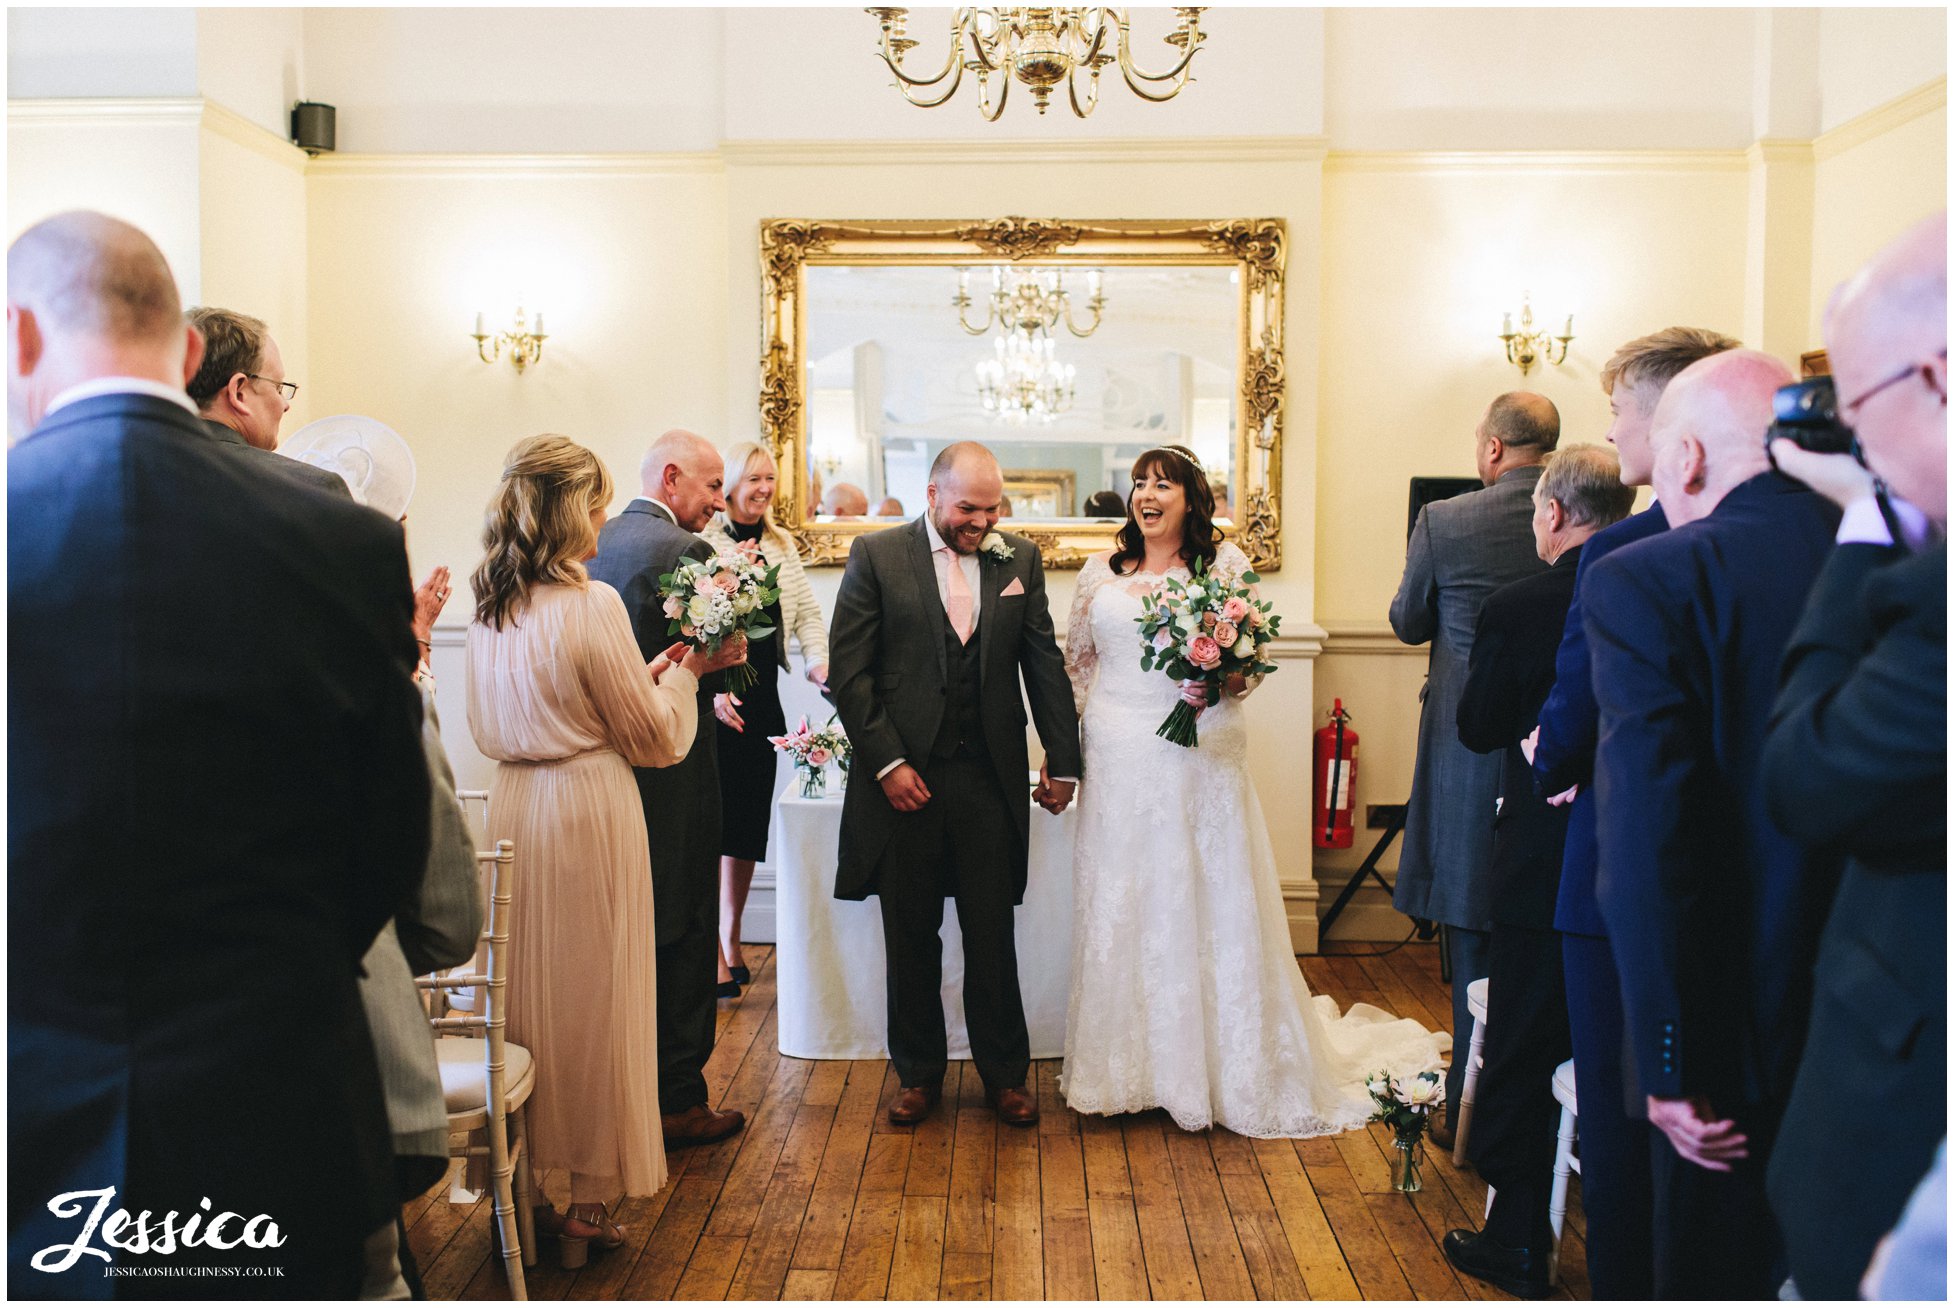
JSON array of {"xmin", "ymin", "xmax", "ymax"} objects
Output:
[
  {"xmin": 865, "ymin": 7, "xmax": 1208, "ymax": 119},
  {"xmin": 955, "ymin": 266, "xmax": 1105, "ymax": 339},
  {"xmin": 976, "ymin": 329, "xmax": 1076, "ymax": 426}
]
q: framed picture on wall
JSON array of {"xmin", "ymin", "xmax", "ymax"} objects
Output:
[{"xmin": 1001, "ymin": 469, "xmax": 1078, "ymax": 519}]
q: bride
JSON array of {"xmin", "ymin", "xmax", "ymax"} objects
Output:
[{"xmin": 1059, "ymin": 445, "xmax": 1448, "ymax": 1137}]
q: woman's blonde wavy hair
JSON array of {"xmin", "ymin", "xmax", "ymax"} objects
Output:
[{"xmin": 471, "ymin": 433, "xmax": 615, "ymax": 630}]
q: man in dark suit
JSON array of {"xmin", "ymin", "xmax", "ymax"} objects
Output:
[
  {"xmin": 1763, "ymin": 211, "xmax": 1946, "ymax": 1299},
  {"xmin": 183, "ymin": 305, "xmax": 350, "ymax": 500},
  {"xmin": 1586, "ymin": 349, "xmax": 1842, "ymax": 1298},
  {"xmin": 1445, "ymin": 445, "xmax": 1634, "ymax": 1297},
  {"xmin": 588, "ymin": 428, "xmax": 749, "ymax": 1148},
  {"xmin": 1389, "ymin": 391, "xmax": 1558, "ymax": 1138},
  {"xmin": 1529, "ymin": 326, "xmax": 1739, "ymax": 1299},
  {"xmin": 828, "ymin": 443, "xmax": 1082, "ymax": 1128},
  {"xmin": 8, "ymin": 211, "xmax": 428, "ymax": 1295}
]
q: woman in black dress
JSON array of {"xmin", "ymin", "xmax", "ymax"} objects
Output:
[{"xmin": 702, "ymin": 442, "xmax": 832, "ymax": 995}]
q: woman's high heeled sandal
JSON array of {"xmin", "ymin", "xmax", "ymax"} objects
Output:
[{"xmin": 558, "ymin": 1201, "xmax": 625, "ymax": 1269}]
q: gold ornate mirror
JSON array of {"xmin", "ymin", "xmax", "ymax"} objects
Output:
[{"xmin": 759, "ymin": 217, "xmax": 1286, "ymax": 569}]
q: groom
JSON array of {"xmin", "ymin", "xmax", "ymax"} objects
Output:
[{"xmin": 829, "ymin": 442, "xmax": 1082, "ymax": 1127}]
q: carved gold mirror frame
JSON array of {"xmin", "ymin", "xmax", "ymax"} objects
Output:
[{"xmin": 759, "ymin": 216, "xmax": 1287, "ymax": 569}]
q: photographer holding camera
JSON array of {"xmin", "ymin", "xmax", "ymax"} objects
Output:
[{"xmin": 1763, "ymin": 210, "xmax": 1946, "ymax": 1300}]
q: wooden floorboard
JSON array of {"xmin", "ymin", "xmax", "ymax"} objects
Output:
[{"xmin": 423, "ymin": 939, "xmax": 1587, "ymax": 1300}]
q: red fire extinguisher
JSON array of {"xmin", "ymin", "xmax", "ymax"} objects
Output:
[{"xmin": 1313, "ymin": 699, "xmax": 1358, "ymax": 848}]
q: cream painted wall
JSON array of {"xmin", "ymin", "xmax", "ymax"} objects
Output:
[
  {"xmin": 1818, "ymin": 8, "xmax": 1949, "ymax": 131},
  {"xmin": 7, "ymin": 105, "xmax": 206, "ymax": 298},
  {"xmin": 196, "ymin": 8, "xmax": 307, "ymax": 140},
  {"xmin": 197, "ymin": 119, "xmax": 312, "ymax": 422},
  {"xmin": 303, "ymin": 159, "xmax": 732, "ymax": 781},
  {"xmin": 300, "ymin": 8, "xmax": 725, "ymax": 153},
  {"xmin": 1324, "ymin": 8, "xmax": 1762, "ymax": 150},
  {"xmin": 7, "ymin": 8, "xmax": 198, "ymax": 99},
  {"xmin": 1809, "ymin": 97, "xmax": 1948, "ymax": 341},
  {"xmin": 1315, "ymin": 156, "xmax": 1752, "ymax": 624}
]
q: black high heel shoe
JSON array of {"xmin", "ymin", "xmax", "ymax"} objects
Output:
[
  {"xmin": 716, "ymin": 978, "xmax": 741, "ymax": 1000},
  {"xmin": 729, "ymin": 964, "xmax": 752, "ymax": 987}
]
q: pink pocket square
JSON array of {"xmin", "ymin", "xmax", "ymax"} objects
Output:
[{"xmin": 999, "ymin": 577, "xmax": 1026, "ymax": 598}]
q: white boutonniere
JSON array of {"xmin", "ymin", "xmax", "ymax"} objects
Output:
[{"xmin": 980, "ymin": 532, "xmax": 1014, "ymax": 561}]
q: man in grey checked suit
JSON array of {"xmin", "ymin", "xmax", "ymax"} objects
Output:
[
  {"xmin": 1390, "ymin": 391, "xmax": 1558, "ymax": 1138},
  {"xmin": 588, "ymin": 429, "xmax": 749, "ymax": 1148}
]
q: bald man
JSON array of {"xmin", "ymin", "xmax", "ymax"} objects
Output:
[
  {"xmin": 1583, "ymin": 350, "xmax": 1842, "ymax": 1298},
  {"xmin": 828, "ymin": 441, "xmax": 1081, "ymax": 1127},
  {"xmin": 1763, "ymin": 212, "xmax": 1947, "ymax": 1299},
  {"xmin": 8, "ymin": 212, "xmax": 427, "ymax": 1293},
  {"xmin": 1389, "ymin": 390, "xmax": 1558, "ymax": 1136},
  {"xmin": 588, "ymin": 429, "xmax": 748, "ymax": 1147}
]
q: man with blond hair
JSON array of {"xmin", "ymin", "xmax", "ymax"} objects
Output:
[
  {"xmin": 1586, "ymin": 349, "xmax": 1841, "ymax": 1297},
  {"xmin": 1526, "ymin": 324, "xmax": 1736, "ymax": 1298},
  {"xmin": 9, "ymin": 211, "xmax": 427, "ymax": 1293}
]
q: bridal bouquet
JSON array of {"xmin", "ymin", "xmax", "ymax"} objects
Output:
[
  {"xmin": 768, "ymin": 715, "xmax": 852, "ymax": 798},
  {"xmin": 1134, "ymin": 556, "xmax": 1282, "ymax": 748},
  {"xmin": 1366, "ymin": 1069, "xmax": 1445, "ymax": 1192},
  {"xmin": 658, "ymin": 547, "xmax": 780, "ymax": 694}
]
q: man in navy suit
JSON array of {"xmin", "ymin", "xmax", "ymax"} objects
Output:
[
  {"xmin": 588, "ymin": 429, "xmax": 749, "ymax": 1148},
  {"xmin": 1764, "ymin": 211, "xmax": 1946, "ymax": 1300},
  {"xmin": 1526, "ymin": 325, "xmax": 1736, "ymax": 1298},
  {"xmin": 8, "ymin": 212, "xmax": 428, "ymax": 1295},
  {"xmin": 1586, "ymin": 349, "xmax": 1842, "ymax": 1298}
]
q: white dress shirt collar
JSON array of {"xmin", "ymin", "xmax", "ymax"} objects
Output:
[{"xmin": 44, "ymin": 376, "xmax": 199, "ymax": 419}]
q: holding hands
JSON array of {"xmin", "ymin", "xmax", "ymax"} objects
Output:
[{"xmin": 1033, "ymin": 761, "xmax": 1076, "ymax": 815}]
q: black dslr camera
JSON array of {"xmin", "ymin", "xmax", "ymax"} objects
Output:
[{"xmin": 1767, "ymin": 374, "xmax": 1858, "ymax": 456}]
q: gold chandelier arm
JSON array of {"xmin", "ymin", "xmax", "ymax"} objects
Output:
[
  {"xmin": 1061, "ymin": 294, "xmax": 1103, "ymax": 337},
  {"xmin": 977, "ymin": 67, "xmax": 1009, "ymax": 122},
  {"xmin": 1115, "ymin": 10, "xmax": 1206, "ymax": 95},
  {"xmin": 873, "ymin": 9, "xmax": 971, "ymax": 97},
  {"xmin": 1067, "ymin": 66, "xmax": 1102, "ymax": 118}
]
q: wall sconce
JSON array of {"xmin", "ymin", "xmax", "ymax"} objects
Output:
[
  {"xmin": 1499, "ymin": 295, "xmax": 1573, "ymax": 375},
  {"xmin": 472, "ymin": 306, "xmax": 547, "ymax": 374}
]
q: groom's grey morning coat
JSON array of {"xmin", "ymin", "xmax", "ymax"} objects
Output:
[{"xmin": 829, "ymin": 517, "xmax": 1082, "ymax": 904}]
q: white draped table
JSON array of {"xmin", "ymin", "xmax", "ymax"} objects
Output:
[{"xmin": 773, "ymin": 787, "xmax": 1078, "ymax": 1060}]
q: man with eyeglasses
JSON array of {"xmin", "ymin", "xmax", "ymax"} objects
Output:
[
  {"xmin": 186, "ymin": 305, "xmax": 348, "ymax": 499},
  {"xmin": 1763, "ymin": 210, "xmax": 1946, "ymax": 1300}
]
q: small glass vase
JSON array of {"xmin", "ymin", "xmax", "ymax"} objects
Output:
[
  {"xmin": 836, "ymin": 758, "xmax": 850, "ymax": 792},
  {"xmin": 1391, "ymin": 1133, "xmax": 1425, "ymax": 1192},
  {"xmin": 796, "ymin": 765, "xmax": 827, "ymax": 799}
]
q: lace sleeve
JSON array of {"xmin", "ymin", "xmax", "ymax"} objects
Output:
[
  {"xmin": 1217, "ymin": 542, "xmax": 1268, "ymax": 701},
  {"xmin": 1065, "ymin": 553, "xmax": 1111, "ymax": 716}
]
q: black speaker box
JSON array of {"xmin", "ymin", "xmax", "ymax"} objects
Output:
[{"xmin": 291, "ymin": 102, "xmax": 336, "ymax": 155}]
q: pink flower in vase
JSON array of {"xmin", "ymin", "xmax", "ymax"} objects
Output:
[{"xmin": 807, "ymin": 746, "xmax": 831, "ymax": 767}]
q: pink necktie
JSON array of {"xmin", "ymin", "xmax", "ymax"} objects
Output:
[{"xmin": 940, "ymin": 546, "xmax": 974, "ymax": 644}]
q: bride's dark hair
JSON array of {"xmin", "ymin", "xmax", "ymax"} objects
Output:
[{"xmin": 1108, "ymin": 444, "xmax": 1222, "ymax": 577}]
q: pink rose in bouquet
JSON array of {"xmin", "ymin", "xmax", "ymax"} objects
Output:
[
  {"xmin": 1223, "ymin": 596, "xmax": 1250, "ymax": 623},
  {"xmin": 1213, "ymin": 621, "xmax": 1239, "ymax": 647},
  {"xmin": 1188, "ymin": 634, "xmax": 1223, "ymax": 669},
  {"xmin": 1133, "ymin": 556, "xmax": 1284, "ymax": 747}
]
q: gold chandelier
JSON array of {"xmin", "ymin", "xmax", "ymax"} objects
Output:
[
  {"xmin": 954, "ymin": 266, "xmax": 1105, "ymax": 339},
  {"xmin": 976, "ymin": 329, "xmax": 1076, "ymax": 425},
  {"xmin": 865, "ymin": 7, "xmax": 1208, "ymax": 119}
]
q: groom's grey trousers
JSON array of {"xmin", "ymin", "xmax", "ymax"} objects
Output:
[{"xmin": 876, "ymin": 748, "xmax": 1030, "ymax": 1093}]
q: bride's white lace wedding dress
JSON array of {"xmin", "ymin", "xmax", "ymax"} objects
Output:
[{"xmin": 1059, "ymin": 543, "xmax": 1449, "ymax": 1138}]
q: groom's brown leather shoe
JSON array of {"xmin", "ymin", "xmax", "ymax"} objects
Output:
[
  {"xmin": 663, "ymin": 1104, "xmax": 745, "ymax": 1147},
  {"xmin": 987, "ymin": 1085, "xmax": 1039, "ymax": 1127},
  {"xmin": 888, "ymin": 1085, "xmax": 940, "ymax": 1126}
]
